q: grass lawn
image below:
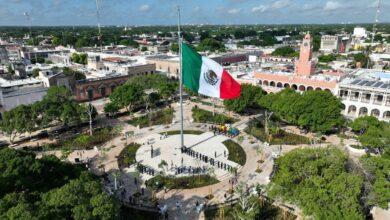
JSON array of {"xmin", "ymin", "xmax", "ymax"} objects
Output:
[
  {"xmin": 245, "ymin": 122, "xmax": 311, "ymax": 145},
  {"xmin": 44, "ymin": 127, "xmax": 116, "ymax": 150},
  {"xmin": 160, "ymin": 130, "xmax": 204, "ymax": 136},
  {"xmin": 146, "ymin": 175, "xmax": 219, "ymax": 190},
  {"xmin": 118, "ymin": 143, "xmax": 142, "ymax": 169},
  {"xmin": 128, "ymin": 108, "xmax": 174, "ymax": 128},
  {"xmin": 222, "ymin": 140, "xmax": 246, "ymax": 166},
  {"xmin": 192, "ymin": 106, "xmax": 237, "ymax": 125}
]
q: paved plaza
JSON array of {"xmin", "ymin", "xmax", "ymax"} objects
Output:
[{"xmin": 134, "ymin": 132, "xmax": 240, "ymax": 180}]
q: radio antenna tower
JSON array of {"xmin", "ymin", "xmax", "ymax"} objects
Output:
[
  {"xmin": 372, "ymin": 0, "xmax": 381, "ymax": 44},
  {"xmin": 95, "ymin": 0, "xmax": 103, "ymax": 52}
]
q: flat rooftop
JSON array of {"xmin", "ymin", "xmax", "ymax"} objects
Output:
[{"xmin": 0, "ymin": 77, "xmax": 42, "ymax": 88}]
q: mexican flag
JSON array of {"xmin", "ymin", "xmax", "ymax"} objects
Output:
[{"xmin": 181, "ymin": 43, "xmax": 241, "ymax": 99}]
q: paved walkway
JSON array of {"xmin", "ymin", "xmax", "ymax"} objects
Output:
[{"xmin": 7, "ymin": 97, "xmax": 365, "ymax": 220}]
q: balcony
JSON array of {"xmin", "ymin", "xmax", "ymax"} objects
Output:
[
  {"xmin": 361, "ymin": 98, "xmax": 371, "ymax": 103},
  {"xmin": 373, "ymin": 100, "xmax": 383, "ymax": 105},
  {"xmin": 350, "ymin": 96, "xmax": 359, "ymax": 101}
]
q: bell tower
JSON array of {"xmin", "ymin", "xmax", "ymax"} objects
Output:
[{"xmin": 295, "ymin": 33, "xmax": 316, "ymax": 77}]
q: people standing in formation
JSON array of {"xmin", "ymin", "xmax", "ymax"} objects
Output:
[
  {"xmin": 137, "ymin": 163, "xmax": 156, "ymax": 176},
  {"xmin": 180, "ymin": 146, "xmax": 234, "ymax": 172},
  {"xmin": 175, "ymin": 166, "xmax": 207, "ymax": 175}
]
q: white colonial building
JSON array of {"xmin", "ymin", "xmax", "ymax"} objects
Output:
[{"xmin": 338, "ymin": 70, "xmax": 390, "ymax": 122}]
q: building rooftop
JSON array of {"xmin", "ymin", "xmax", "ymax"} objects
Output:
[
  {"xmin": 0, "ymin": 77, "xmax": 42, "ymax": 88},
  {"xmin": 339, "ymin": 69, "xmax": 390, "ymax": 91}
]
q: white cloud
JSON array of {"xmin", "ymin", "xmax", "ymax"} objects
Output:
[
  {"xmin": 227, "ymin": 8, "xmax": 241, "ymax": 15},
  {"xmin": 193, "ymin": 6, "xmax": 201, "ymax": 12},
  {"xmin": 252, "ymin": 0, "xmax": 290, "ymax": 14},
  {"xmin": 324, "ymin": 1, "xmax": 342, "ymax": 11},
  {"xmin": 139, "ymin": 4, "xmax": 150, "ymax": 12},
  {"xmin": 271, "ymin": 0, "xmax": 291, "ymax": 10},
  {"xmin": 251, "ymin": 5, "xmax": 269, "ymax": 13}
]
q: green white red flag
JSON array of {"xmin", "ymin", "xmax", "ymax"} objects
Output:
[{"xmin": 181, "ymin": 43, "xmax": 241, "ymax": 99}]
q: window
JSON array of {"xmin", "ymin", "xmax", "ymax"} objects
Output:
[{"xmin": 87, "ymin": 89, "xmax": 94, "ymax": 101}]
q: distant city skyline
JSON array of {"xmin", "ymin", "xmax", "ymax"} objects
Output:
[{"xmin": 0, "ymin": 0, "xmax": 388, "ymax": 26}]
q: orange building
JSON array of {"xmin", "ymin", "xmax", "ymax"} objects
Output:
[{"xmin": 254, "ymin": 34, "xmax": 341, "ymax": 93}]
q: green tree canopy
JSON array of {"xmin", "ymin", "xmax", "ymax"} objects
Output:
[
  {"xmin": 271, "ymin": 46, "xmax": 298, "ymax": 57},
  {"xmin": 259, "ymin": 89, "xmax": 345, "ymax": 133},
  {"xmin": 70, "ymin": 53, "xmax": 88, "ymax": 65},
  {"xmin": 223, "ymin": 84, "xmax": 266, "ymax": 114},
  {"xmin": 360, "ymin": 150, "xmax": 390, "ymax": 209},
  {"xmin": 0, "ymin": 148, "xmax": 119, "ymax": 220},
  {"xmin": 197, "ymin": 38, "xmax": 225, "ymax": 52},
  {"xmin": 269, "ymin": 147, "xmax": 364, "ymax": 219},
  {"xmin": 350, "ymin": 116, "xmax": 390, "ymax": 150},
  {"xmin": 109, "ymin": 83, "xmax": 145, "ymax": 113},
  {"xmin": 318, "ymin": 54, "xmax": 336, "ymax": 63}
]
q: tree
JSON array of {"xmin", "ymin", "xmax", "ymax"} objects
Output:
[
  {"xmin": 197, "ymin": 38, "xmax": 225, "ymax": 52},
  {"xmin": 145, "ymin": 92, "xmax": 160, "ymax": 113},
  {"xmin": 170, "ymin": 43, "xmax": 179, "ymax": 53},
  {"xmin": 0, "ymin": 105, "xmax": 35, "ymax": 143},
  {"xmin": 231, "ymin": 182, "xmax": 260, "ymax": 220},
  {"xmin": 318, "ymin": 54, "xmax": 336, "ymax": 63},
  {"xmin": 39, "ymin": 86, "xmax": 82, "ymax": 126},
  {"xmin": 350, "ymin": 116, "xmax": 390, "ymax": 150},
  {"xmin": 182, "ymin": 32, "xmax": 195, "ymax": 43},
  {"xmin": 118, "ymin": 39, "xmax": 139, "ymax": 48},
  {"xmin": 62, "ymin": 67, "xmax": 86, "ymax": 80},
  {"xmin": 109, "ymin": 83, "xmax": 145, "ymax": 114},
  {"xmin": 104, "ymin": 102, "xmax": 120, "ymax": 117},
  {"xmin": 223, "ymin": 84, "xmax": 265, "ymax": 114},
  {"xmin": 360, "ymin": 150, "xmax": 390, "ymax": 209},
  {"xmin": 51, "ymin": 36, "xmax": 61, "ymax": 46},
  {"xmin": 70, "ymin": 53, "xmax": 87, "ymax": 65},
  {"xmin": 353, "ymin": 53, "xmax": 369, "ymax": 68},
  {"xmin": 141, "ymin": 46, "xmax": 147, "ymax": 52},
  {"xmin": 271, "ymin": 46, "xmax": 297, "ymax": 57},
  {"xmin": 350, "ymin": 116, "xmax": 382, "ymax": 134},
  {"xmin": 258, "ymin": 89, "xmax": 345, "ymax": 133},
  {"xmin": 269, "ymin": 147, "xmax": 364, "ymax": 219},
  {"xmin": 6, "ymin": 65, "xmax": 14, "ymax": 74},
  {"xmin": 0, "ymin": 148, "xmax": 119, "ymax": 219}
]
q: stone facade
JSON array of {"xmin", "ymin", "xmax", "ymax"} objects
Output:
[
  {"xmin": 339, "ymin": 81, "xmax": 390, "ymax": 122},
  {"xmin": 74, "ymin": 64, "xmax": 156, "ymax": 102}
]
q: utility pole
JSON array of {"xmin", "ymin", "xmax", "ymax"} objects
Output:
[{"xmin": 95, "ymin": 0, "xmax": 103, "ymax": 52}]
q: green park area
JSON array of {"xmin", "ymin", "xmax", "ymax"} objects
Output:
[
  {"xmin": 0, "ymin": 148, "xmax": 119, "ymax": 219},
  {"xmin": 222, "ymin": 140, "xmax": 246, "ymax": 166},
  {"xmin": 245, "ymin": 121, "xmax": 311, "ymax": 145},
  {"xmin": 146, "ymin": 175, "xmax": 219, "ymax": 190},
  {"xmin": 118, "ymin": 143, "xmax": 142, "ymax": 169},
  {"xmin": 44, "ymin": 127, "xmax": 116, "ymax": 151},
  {"xmin": 192, "ymin": 106, "xmax": 237, "ymax": 125},
  {"xmin": 127, "ymin": 108, "xmax": 175, "ymax": 128},
  {"xmin": 269, "ymin": 147, "xmax": 365, "ymax": 219}
]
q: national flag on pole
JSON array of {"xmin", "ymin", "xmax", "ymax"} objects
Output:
[{"xmin": 181, "ymin": 43, "xmax": 241, "ymax": 99}]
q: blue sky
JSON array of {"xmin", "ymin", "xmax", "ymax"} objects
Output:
[{"xmin": 0, "ymin": 0, "xmax": 388, "ymax": 26}]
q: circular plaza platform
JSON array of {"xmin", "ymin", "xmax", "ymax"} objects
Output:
[{"xmin": 133, "ymin": 131, "xmax": 241, "ymax": 180}]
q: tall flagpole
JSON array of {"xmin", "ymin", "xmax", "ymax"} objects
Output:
[{"xmin": 177, "ymin": 6, "xmax": 184, "ymax": 151}]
